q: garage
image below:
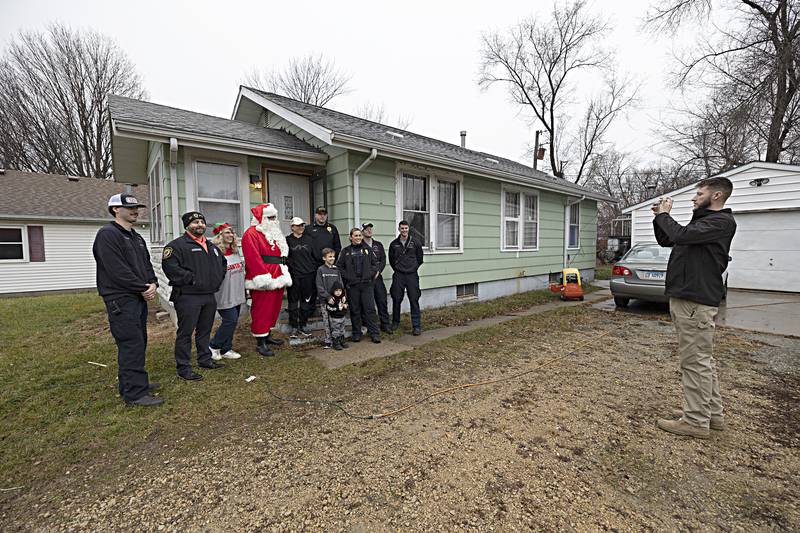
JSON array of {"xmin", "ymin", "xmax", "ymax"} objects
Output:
[{"xmin": 728, "ymin": 210, "xmax": 800, "ymax": 292}]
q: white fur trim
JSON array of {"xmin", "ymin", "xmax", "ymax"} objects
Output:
[
  {"xmin": 245, "ymin": 265, "xmax": 293, "ymax": 291},
  {"xmin": 263, "ymin": 204, "xmax": 278, "ymax": 218},
  {"xmin": 255, "ymin": 218, "xmax": 289, "ymax": 257}
]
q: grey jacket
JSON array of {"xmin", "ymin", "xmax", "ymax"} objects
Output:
[{"xmin": 316, "ymin": 263, "xmax": 343, "ymax": 303}]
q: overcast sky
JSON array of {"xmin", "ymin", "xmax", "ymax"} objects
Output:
[{"xmin": 0, "ymin": 0, "xmax": 702, "ymax": 171}]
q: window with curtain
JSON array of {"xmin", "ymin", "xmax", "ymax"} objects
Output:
[
  {"xmin": 402, "ymin": 172, "xmax": 429, "ymax": 245},
  {"xmin": 148, "ymin": 159, "xmax": 164, "ymax": 242},
  {"xmin": 504, "ymin": 191, "xmax": 520, "ymax": 248},
  {"xmin": 568, "ymin": 202, "xmax": 580, "ymax": 248},
  {"xmin": 502, "ymin": 188, "xmax": 539, "ymax": 250},
  {"xmin": 436, "ymin": 179, "xmax": 459, "ymax": 249},
  {"xmin": 196, "ymin": 161, "xmax": 240, "ymax": 237}
]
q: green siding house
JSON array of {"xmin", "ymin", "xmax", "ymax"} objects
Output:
[{"xmin": 109, "ymin": 88, "xmax": 610, "ymax": 314}]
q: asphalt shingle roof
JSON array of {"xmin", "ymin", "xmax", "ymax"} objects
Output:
[
  {"xmin": 0, "ymin": 170, "xmax": 149, "ymax": 221},
  {"xmin": 246, "ymin": 88, "xmax": 608, "ymax": 200},
  {"xmin": 109, "ymin": 95, "xmax": 324, "ymax": 155}
]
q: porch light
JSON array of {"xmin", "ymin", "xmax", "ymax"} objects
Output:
[{"xmin": 249, "ymin": 173, "xmax": 262, "ymax": 190}]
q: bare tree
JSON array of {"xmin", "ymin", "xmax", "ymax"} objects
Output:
[
  {"xmin": 479, "ymin": 0, "xmax": 636, "ymax": 182},
  {"xmin": 355, "ymin": 102, "xmax": 413, "ymax": 130},
  {"xmin": 245, "ymin": 54, "xmax": 351, "ymax": 107},
  {"xmin": 0, "ymin": 24, "xmax": 145, "ymax": 179},
  {"xmin": 647, "ymin": 0, "xmax": 800, "ymax": 162}
]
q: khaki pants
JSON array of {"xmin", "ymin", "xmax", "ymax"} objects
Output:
[{"xmin": 669, "ymin": 297, "xmax": 724, "ymax": 429}]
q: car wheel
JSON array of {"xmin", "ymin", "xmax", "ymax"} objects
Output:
[{"xmin": 614, "ymin": 297, "xmax": 629, "ymax": 308}]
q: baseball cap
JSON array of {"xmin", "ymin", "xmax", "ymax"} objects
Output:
[
  {"xmin": 360, "ymin": 222, "xmax": 374, "ymax": 230},
  {"xmin": 315, "ymin": 206, "xmax": 327, "ymax": 213},
  {"xmin": 290, "ymin": 216, "xmax": 305, "ymax": 226},
  {"xmin": 108, "ymin": 193, "xmax": 145, "ymax": 209}
]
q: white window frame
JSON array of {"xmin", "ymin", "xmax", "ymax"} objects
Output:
[
  {"xmin": 0, "ymin": 225, "xmax": 28, "ymax": 263},
  {"xmin": 501, "ymin": 185, "xmax": 540, "ymax": 252},
  {"xmin": 568, "ymin": 202, "xmax": 581, "ymax": 249},
  {"xmin": 191, "ymin": 156, "xmax": 246, "ymax": 236},
  {"xmin": 395, "ymin": 164, "xmax": 464, "ymax": 254},
  {"xmin": 148, "ymin": 155, "xmax": 165, "ymax": 243}
]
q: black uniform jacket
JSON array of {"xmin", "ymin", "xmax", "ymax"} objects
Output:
[
  {"xmin": 366, "ymin": 238, "xmax": 387, "ymax": 278},
  {"xmin": 306, "ymin": 222, "xmax": 342, "ymax": 258},
  {"xmin": 337, "ymin": 243, "xmax": 379, "ymax": 286},
  {"xmin": 653, "ymin": 208, "xmax": 736, "ymax": 307},
  {"xmin": 93, "ymin": 222, "xmax": 157, "ymax": 301},
  {"xmin": 388, "ymin": 236, "xmax": 424, "ymax": 274},
  {"xmin": 286, "ymin": 233, "xmax": 319, "ymax": 276},
  {"xmin": 162, "ymin": 233, "xmax": 227, "ymax": 299}
]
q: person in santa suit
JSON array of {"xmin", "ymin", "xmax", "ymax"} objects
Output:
[{"xmin": 241, "ymin": 203, "xmax": 292, "ymax": 356}]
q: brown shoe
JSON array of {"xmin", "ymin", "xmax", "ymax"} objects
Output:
[
  {"xmin": 670, "ymin": 409, "xmax": 725, "ymax": 431},
  {"xmin": 656, "ymin": 418, "xmax": 709, "ymax": 439}
]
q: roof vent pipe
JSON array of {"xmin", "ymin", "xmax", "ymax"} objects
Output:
[{"xmin": 460, "ymin": 130, "xmax": 466, "ymax": 148}]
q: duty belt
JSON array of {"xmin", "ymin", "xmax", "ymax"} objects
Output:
[{"xmin": 261, "ymin": 255, "xmax": 287, "ymax": 265}]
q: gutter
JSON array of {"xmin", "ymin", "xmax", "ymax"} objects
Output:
[
  {"xmin": 563, "ymin": 195, "xmax": 585, "ymax": 269},
  {"xmin": 353, "ymin": 148, "xmax": 378, "ymax": 228},
  {"xmin": 169, "ymin": 138, "xmax": 181, "ymax": 239}
]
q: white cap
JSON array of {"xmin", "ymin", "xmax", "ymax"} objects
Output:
[{"xmin": 290, "ymin": 216, "xmax": 305, "ymax": 226}]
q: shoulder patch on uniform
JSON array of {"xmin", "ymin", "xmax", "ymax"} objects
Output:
[{"xmin": 163, "ymin": 247, "xmax": 173, "ymax": 259}]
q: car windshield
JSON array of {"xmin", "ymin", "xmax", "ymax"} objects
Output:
[{"xmin": 623, "ymin": 244, "xmax": 671, "ymax": 262}]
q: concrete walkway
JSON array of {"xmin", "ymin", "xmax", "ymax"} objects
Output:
[{"xmin": 309, "ymin": 290, "xmax": 611, "ymax": 369}]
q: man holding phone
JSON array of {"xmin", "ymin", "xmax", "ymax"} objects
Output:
[{"xmin": 652, "ymin": 177, "xmax": 736, "ymax": 439}]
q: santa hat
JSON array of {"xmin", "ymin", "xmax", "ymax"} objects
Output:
[
  {"xmin": 251, "ymin": 203, "xmax": 279, "ymax": 224},
  {"xmin": 212, "ymin": 221, "xmax": 231, "ymax": 235}
]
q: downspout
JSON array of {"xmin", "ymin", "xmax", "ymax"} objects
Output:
[
  {"xmin": 169, "ymin": 138, "xmax": 180, "ymax": 239},
  {"xmin": 353, "ymin": 148, "xmax": 378, "ymax": 228},
  {"xmin": 563, "ymin": 195, "xmax": 585, "ymax": 269}
]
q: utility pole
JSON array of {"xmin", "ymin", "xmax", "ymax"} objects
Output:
[{"xmin": 533, "ymin": 130, "xmax": 542, "ymax": 170}]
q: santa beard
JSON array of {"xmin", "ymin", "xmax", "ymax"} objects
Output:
[{"xmin": 254, "ymin": 216, "xmax": 288, "ymax": 256}]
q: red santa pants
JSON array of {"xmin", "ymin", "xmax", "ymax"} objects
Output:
[{"xmin": 250, "ymin": 288, "xmax": 284, "ymax": 336}]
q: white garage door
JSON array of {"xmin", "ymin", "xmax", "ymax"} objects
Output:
[{"xmin": 728, "ymin": 211, "xmax": 800, "ymax": 292}]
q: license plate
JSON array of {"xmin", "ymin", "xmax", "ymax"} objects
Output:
[{"xmin": 641, "ymin": 271, "xmax": 666, "ymax": 280}]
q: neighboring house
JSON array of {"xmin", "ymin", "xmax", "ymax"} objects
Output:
[
  {"xmin": 623, "ymin": 162, "xmax": 800, "ymax": 293},
  {"xmin": 0, "ymin": 169, "xmax": 150, "ymax": 295},
  {"xmin": 109, "ymin": 88, "xmax": 611, "ymax": 312}
]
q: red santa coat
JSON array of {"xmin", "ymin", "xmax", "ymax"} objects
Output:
[{"xmin": 241, "ymin": 203, "xmax": 292, "ymax": 336}]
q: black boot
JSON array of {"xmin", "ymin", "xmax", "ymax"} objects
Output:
[
  {"xmin": 339, "ymin": 336, "xmax": 349, "ymax": 349},
  {"xmin": 256, "ymin": 336, "xmax": 274, "ymax": 357},
  {"xmin": 332, "ymin": 337, "xmax": 343, "ymax": 351},
  {"xmin": 264, "ymin": 331, "xmax": 284, "ymax": 346}
]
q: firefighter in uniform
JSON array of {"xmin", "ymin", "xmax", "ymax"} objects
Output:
[
  {"xmin": 388, "ymin": 220, "xmax": 424, "ymax": 335},
  {"xmin": 306, "ymin": 206, "xmax": 342, "ymax": 262},
  {"xmin": 93, "ymin": 193, "xmax": 162, "ymax": 407},
  {"xmin": 361, "ymin": 222, "xmax": 392, "ymax": 333},
  {"xmin": 162, "ymin": 211, "xmax": 227, "ymax": 381}
]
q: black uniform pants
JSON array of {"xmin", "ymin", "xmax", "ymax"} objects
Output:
[
  {"xmin": 104, "ymin": 295, "xmax": 149, "ymax": 402},
  {"xmin": 347, "ymin": 282, "xmax": 379, "ymax": 338},
  {"xmin": 391, "ymin": 271, "xmax": 422, "ymax": 329},
  {"xmin": 287, "ymin": 273, "xmax": 317, "ymax": 328},
  {"xmin": 173, "ymin": 293, "xmax": 217, "ymax": 375},
  {"xmin": 373, "ymin": 276, "xmax": 390, "ymax": 328}
]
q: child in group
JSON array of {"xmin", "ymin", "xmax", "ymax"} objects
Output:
[
  {"xmin": 325, "ymin": 281, "xmax": 349, "ymax": 350},
  {"xmin": 316, "ymin": 247, "xmax": 348, "ymax": 349}
]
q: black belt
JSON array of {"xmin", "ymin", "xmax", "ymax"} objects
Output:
[{"xmin": 261, "ymin": 255, "xmax": 286, "ymax": 265}]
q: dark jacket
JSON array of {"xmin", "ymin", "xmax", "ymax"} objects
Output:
[
  {"xmin": 162, "ymin": 233, "xmax": 227, "ymax": 299},
  {"xmin": 364, "ymin": 238, "xmax": 387, "ymax": 278},
  {"xmin": 286, "ymin": 233, "xmax": 319, "ymax": 276},
  {"xmin": 316, "ymin": 263, "xmax": 343, "ymax": 303},
  {"xmin": 388, "ymin": 236, "xmax": 424, "ymax": 274},
  {"xmin": 306, "ymin": 221, "xmax": 342, "ymax": 260},
  {"xmin": 653, "ymin": 208, "xmax": 737, "ymax": 307},
  {"xmin": 93, "ymin": 222, "xmax": 157, "ymax": 301},
  {"xmin": 337, "ymin": 242, "xmax": 378, "ymax": 286}
]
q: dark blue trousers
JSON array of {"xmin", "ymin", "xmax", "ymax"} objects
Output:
[
  {"xmin": 391, "ymin": 271, "xmax": 422, "ymax": 329},
  {"xmin": 104, "ymin": 295, "xmax": 150, "ymax": 402},
  {"xmin": 210, "ymin": 305, "xmax": 241, "ymax": 354},
  {"xmin": 173, "ymin": 293, "xmax": 217, "ymax": 376}
]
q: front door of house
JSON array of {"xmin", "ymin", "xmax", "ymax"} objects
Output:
[{"xmin": 268, "ymin": 171, "xmax": 310, "ymax": 236}]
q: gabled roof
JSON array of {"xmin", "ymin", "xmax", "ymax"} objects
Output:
[
  {"xmin": 0, "ymin": 169, "xmax": 149, "ymax": 222},
  {"xmin": 237, "ymin": 87, "xmax": 613, "ymax": 202},
  {"xmin": 109, "ymin": 95, "xmax": 324, "ymax": 155}
]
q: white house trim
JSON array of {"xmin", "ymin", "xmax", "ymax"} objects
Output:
[
  {"xmin": 184, "ymin": 149, "xmax": 250, "ymax": 233},
  {"xmin": 500, "ymin": 185, "xmax": 540, "ymax": 253},
  {"xmin": 235, "ymin": 88, "xmax": 334, "ymax": 145},
  {"xmin": 0, "ymin": 224, "xmax": 28, "ymax": 263}
]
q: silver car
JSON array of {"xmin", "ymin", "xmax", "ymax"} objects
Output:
[{"xmin": 610, "ymin": 243, "xmax": 671, "ymax": 307}]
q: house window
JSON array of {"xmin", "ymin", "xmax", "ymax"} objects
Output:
[
  {"xmin": 196, "ymin": 161, "xmax": 240, "ymax": 237},
  {"xmin": 398, "ymin": 168, "xmax": 463, "ymax": 252},
  {"xmin": 568, "ymin": 202, "xmax": 580, "ymax": 248},
  {"xmin": 502, "ymin": 188, "xmax": 539, "ymax": 250},
  {"xmin": 0, "ymin": 227, "xmax": 25, "ymax": 261},
  {"xmin": 457, "ymin": 282, "xmax": 478, "ymax": 299},
  {"xmin": 148, "ymin": 158, "xmax": 164, "ymax": 243}
]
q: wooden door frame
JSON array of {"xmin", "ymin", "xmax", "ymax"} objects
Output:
[{"xmin": 261, "ymin": 164, "xmax": 315, "ymax": 223}]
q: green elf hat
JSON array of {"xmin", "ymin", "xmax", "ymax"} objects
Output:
[{"xmin": 212, "ymin": 221, "xmax": 231, "ymax": 235}]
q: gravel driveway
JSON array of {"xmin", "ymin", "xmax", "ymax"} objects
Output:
[{"xmin": 3, "ymin": 307, "xmax": 799, "ymax": 531}]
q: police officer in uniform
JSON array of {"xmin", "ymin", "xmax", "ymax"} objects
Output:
[
  {"xmin": 162, "ymin": 211, "xmax": 227, "ymax": 381},
  {"xmin": 388, "ymin": 220, "xmax": 424, "ymax": 335},
  {"xmin": 93, "ymin": 193, "xmax": 162, "ymax": 406},
  {"xmin": 361, "ymin": 222, "xmax": 392, "ymax": 333},
  {"xmin": 306, "ymin": 206, "xmax": 341, "ymax": 262}
]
